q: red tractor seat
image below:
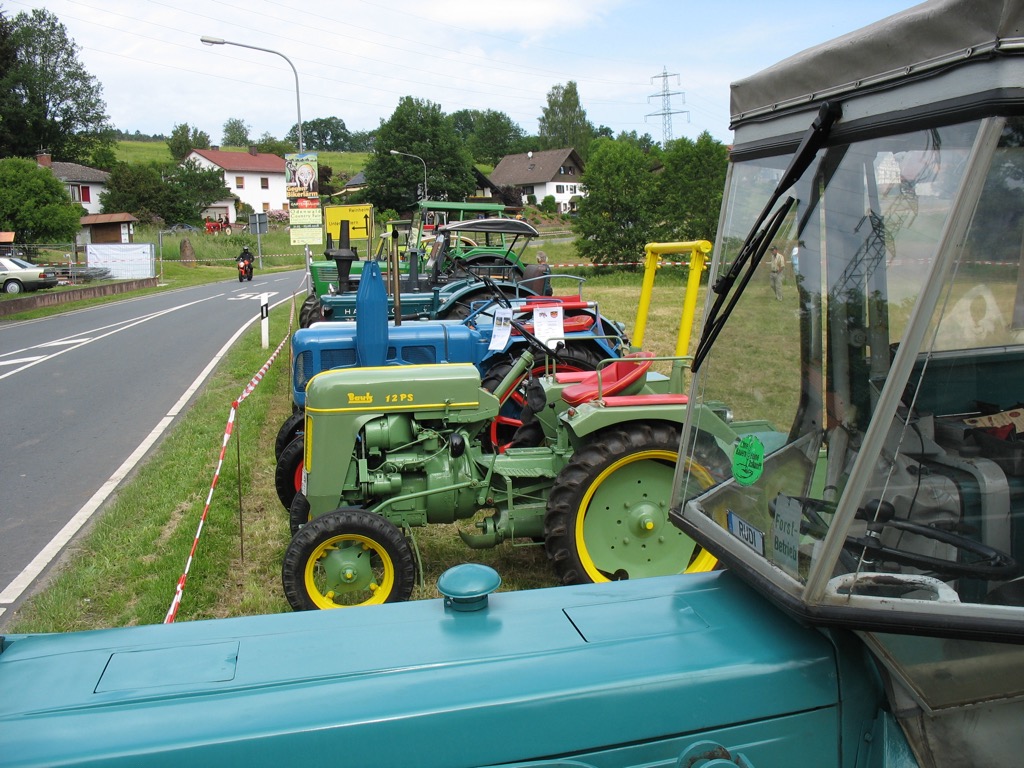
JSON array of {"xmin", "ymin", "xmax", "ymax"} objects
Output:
[
  {"xmin": 561, "ymin": 351, "xmax": 654, "ymax": 407},
  {"xmin": 517, "ymin": 314, "xmax": 595, "ymax": 336}
]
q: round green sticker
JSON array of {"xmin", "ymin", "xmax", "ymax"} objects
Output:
[{"xmin": 732, "ymin": 435, "xmax": 765, "ymax": 486}]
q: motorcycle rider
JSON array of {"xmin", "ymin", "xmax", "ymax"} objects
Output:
[{"xmin": 238, "ymin": 246, "xmax": 254, "ymax": 281}]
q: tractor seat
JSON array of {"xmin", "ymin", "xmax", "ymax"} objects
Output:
[
  {"xmin": 517, "ymin": 314, "xmax": 595, "ymax": 335},
  {"xmin": 561, "ymin": 351, "xmax": 654, "ymax": 407}
]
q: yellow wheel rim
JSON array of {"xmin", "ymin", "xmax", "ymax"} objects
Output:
[
  {"xmin": 303, "ymin": 533, "xmax": 396, "ymax": 609},
  {"xmin": 574, "ymin": 454, "xmax": 717, "ymax": 583}
]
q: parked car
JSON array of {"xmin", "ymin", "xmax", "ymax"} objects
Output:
[
  {"xmin": 168, "ymin": 223, "xmax": 199, "ymax": 233},
  {"xmin": 0, "ymin": 256, "xmax": 58, "ymax": 294}
]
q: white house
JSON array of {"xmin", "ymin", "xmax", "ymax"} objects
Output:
[
  {"xmin": 186, "ymin": 148, "xmax": 288, "ymax": 224},
  {"xmin": 36, "ymin": 153, "xmax": 108, "ymax": 215},
  {"xmin": 488, "ymin": 148, "xmax": 585, "ymax": 213}
]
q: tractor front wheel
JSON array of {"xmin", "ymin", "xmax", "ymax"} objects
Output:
[
  {"xmin": 544, "ymin": 423, "xmax": 717, "ymax": 585},
  {"xmin": 275, "ymin": 411, "xmax": 305, "ymax": 460},
  {"xmin": 275, "ymin": 436, "xmax": 304, "ymax": 510},
  {"xmin": 282, "ymin": 508, "xmax": 416, "ymax": 610}
]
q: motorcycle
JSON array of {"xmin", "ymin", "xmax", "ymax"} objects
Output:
[{"xmin": 237, "ymin": 249, "xmax": 254, "ymax": 282}]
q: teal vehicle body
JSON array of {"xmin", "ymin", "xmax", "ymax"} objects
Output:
[
  {"xmin": 1, "ymin": 572, "xmax": 897, "ymax": 768},
  {"xmin": 3, "ymin": 2, "xmax": 1023, "ymax": 766}
]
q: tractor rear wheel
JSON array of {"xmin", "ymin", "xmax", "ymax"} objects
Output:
[
  {"xmin": 275, "ymin": 436, "xmax": 304, "ymax": 510},
  {"xmin": 480, "ymin": 344, "xmax": 604, "ymax": 451},
  {"xmin": 275, "ymin": 411, "xmax": 305, "ymax": 460},
  {"xmin": 282, "ymin": 508, "xmax": 416, "ymax": 610},
  {"xmin": 543, "ymin": 423, "xmax": 718, "ymax": 585}
]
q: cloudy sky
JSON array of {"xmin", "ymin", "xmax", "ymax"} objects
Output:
[{"xmin": 7, "ymin": 0, "xmax": 923, "ymax": 146}]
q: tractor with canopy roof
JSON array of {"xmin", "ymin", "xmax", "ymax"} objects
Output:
[{"xmin": 1, "ymin": 2, "xmax": 1022, "ymax": 766}]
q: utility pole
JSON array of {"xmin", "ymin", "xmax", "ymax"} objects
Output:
[{"xmin": 647, "ymin": 66, "xmax": 689, "ymax": 146}]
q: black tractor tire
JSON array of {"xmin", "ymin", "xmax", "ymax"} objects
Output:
[
  {"xmin": 543, "ymin": 423, "xmax": 717, "ymax": 585},
  {"xmin": 480, "ymin": 344, "xmax": 605, "ymax": 451},
  {"xmin": 275, "ymin": 436, "xmax": 304, "ymax": 510},
  {"xmin": 298, "ymin": 294, "xmax": 321, "ymax": 328},
  {"xmin": 289, "ymin": 491, "xmax": 311, "ymax": 535},
  {"xmin": 275, "ymin": 411, "xmax": 305, "ymax": 461},
  {"xmin": 282, "ymin": 508, "xmax": 416, "ymax": 610}
]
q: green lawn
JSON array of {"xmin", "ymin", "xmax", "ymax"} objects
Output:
[
  {"xmin": 114, "ymin": 141, "xmax": 369, "ymax": 180},
  {"xmin": 3, "ymin": 255, "xmax": 725, "ymax": 631}
]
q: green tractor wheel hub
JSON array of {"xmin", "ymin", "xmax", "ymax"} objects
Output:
[
  {"xmin": 626, "ymin": 501, "xmax": 664, "ymax": 539},
  {"xmin": 577, "ymin": 450, "xmax": 698, "ymax": 580},
  {"xmin": 306, "ymin": 536, "xmax": 394, "ymax": 607}
]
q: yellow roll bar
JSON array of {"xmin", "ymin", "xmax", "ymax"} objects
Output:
[{"xmin": 633, "ymin": 240, "xmax": 712, "ymax": 356}]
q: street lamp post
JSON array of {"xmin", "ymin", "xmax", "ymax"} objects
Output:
[
  {"xmin": 389, "ymin": 149, "xmax": 428, "ymax": 201},
  {"xmin": 200, "ymin": 36, "xmax": 304, "ymax": 152}
]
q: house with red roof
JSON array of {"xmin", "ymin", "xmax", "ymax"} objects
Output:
[
  {"xmin": 488, "ymin": 148, "xmax": 585, "ymax": 213},
  {"xmin": 185, "ymin": 148, "xmax": 288, "ymax": 224}
]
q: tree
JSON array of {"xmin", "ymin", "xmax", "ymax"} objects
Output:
[
  {"xmin": 254, "ymin": 131, "xmax": 294, "ymax": 157},
  {"xmin": 222, "ymin": 118, "xmax": 251, "ymax": 147},
  {"xmin": 0, "ymin": 158, "xmax": 84, "ymax": 243},
  {"xmin": 538, "ymin": 81, "xmax": 595, "ymax": 160},
  {"xmin": 572, "ymin": 138, "xmax": 657, "ymax": 265},
  {"xmin": 363, "ymin": 97, "xmax": 475, "ymax": 211},
  {"xmin": 448, "ymin": 108, "xmax": 482, "ymax": 141},
  {"xmin": 656, "ymin": 132, "xmax": 728, "ymax": 242},
  {"xmin": 0, "ymin": 8, "xmax": 113, "ymax": 165},
  {"xmin": 468, "ymin": 110, "xmax": 526, "ymax": 165},
  {"xmin": 287, "ymin": 117, "xmax": 351, "ymax": 151},
  {"xmin": 616, "ymin": 130, "xmax": 659, "ymax": 155},
  {"xmin": 100, "ymin": 159, "xmax": 229, "ymax": 225},
  {"xmin": 349, "ymin": 129, "xmax": 376, "ymax": 152},
  {"xmin": 167, "ymin": 123, "xmax": 210, "ymax": 163}
]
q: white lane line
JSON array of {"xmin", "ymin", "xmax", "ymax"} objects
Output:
[
  {"xmin": 0, "ymin": 292, "xmax": 300, "ymax": 609},
  {"xmin": 0, "ymin": 356, "xmax": 45, "ymax": 367},
  {"xmin": 0, "ymin": 295, "xmax": 223, "ymax": 381}
]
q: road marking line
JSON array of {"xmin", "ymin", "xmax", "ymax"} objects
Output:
[
  {"xmin": 0, "ymin": 290, "xmax": 303, "ymax": 610},
  {"xmin": 0, "ymin": 295, "xmax": 222, "ymax": 382},
  {"xmin": 0, "ymin": 356, "xmax": 45, "ymax": 366}
]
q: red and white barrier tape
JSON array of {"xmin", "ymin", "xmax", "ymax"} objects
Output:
[{"xmin": 164, "ymin": 310, "xmax": 293, "ymax": 624}]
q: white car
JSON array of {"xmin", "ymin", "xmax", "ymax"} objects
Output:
[{"xmin": 0, "ymin": 256, "xmax": 58, "ymax": 294}]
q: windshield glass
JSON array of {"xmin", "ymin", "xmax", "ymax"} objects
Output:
[{"xmin": 676, "ymin": 116, "xmax": 1024, "ymax": 639}]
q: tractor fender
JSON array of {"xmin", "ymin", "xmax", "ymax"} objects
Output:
[{"xmin": 560, "ymin": 401, "xmax": 741, "ymax": 448}]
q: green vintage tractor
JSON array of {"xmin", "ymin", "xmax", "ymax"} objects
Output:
[{"xmin": 281, "ymin": 241, "xmax": 768, "ymax": 610}]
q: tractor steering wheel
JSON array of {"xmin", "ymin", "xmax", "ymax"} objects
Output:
[
  {"xmin": 475, "ymin": 271, "xmax": 513, "ymax": 310},
  {"xmin": 509, "ymin": 317, "xmax": 567, "ymax": 364},
  {"xmin": 793, "ymin": 496, "xmax": 1018, "ymax": 581}
]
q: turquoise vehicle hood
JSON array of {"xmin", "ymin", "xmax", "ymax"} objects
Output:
[{"xmin": 0, "ymin": 572, "xmax": 843, "ymax": 767}]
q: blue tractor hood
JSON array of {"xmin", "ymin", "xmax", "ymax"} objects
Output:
[{"xmin": 0, "ymin": 571, "xmax": 852, "ymax": 767}]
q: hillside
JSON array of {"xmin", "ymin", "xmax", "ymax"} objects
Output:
[{"xmin": 114, "ymin": 141, "xmax": 370, "ymax": 178}]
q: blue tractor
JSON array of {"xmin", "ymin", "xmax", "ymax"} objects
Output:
[{"xmin": 3, "ymin": 3, "xmax": 1023, "ymax": 765}]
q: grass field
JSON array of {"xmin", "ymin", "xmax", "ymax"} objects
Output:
[
  {"xmin": 6, "ymin": 244, "xmax": 758, "ymax": 633},
  {"xmin": 114, "ymin": 141, "xmax": 370, "ymax": 180}
]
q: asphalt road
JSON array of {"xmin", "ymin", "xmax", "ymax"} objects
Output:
[{"xmin": 0, "ymin": 269, "xmax": 305, "ymax": 625}]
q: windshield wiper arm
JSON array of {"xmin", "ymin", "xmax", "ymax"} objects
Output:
[{"xmin": 692, "ymin": 101, "xmax": 842, "ymax": 372}]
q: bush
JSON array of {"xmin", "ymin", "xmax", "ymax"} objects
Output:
[{"xmin": 540, "ymin": 195, "xmax": 557, "ymax": 214}]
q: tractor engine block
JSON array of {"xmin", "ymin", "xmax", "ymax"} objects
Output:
[{"xmin": 356, "ymin": 415, "xmax": 482, "ymax": 524}]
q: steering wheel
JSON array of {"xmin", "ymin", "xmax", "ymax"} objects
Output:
[
  {"xmin": 791, "ymin": 496, "xmax": 1018, "ymax": 581},
  {"xmin": 475, "ymin": 271, "xmax": 513, "ymax": 309},
  {"xmin": 509, "ymin": 318, "xmax": 566, "ymax": 364}
]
